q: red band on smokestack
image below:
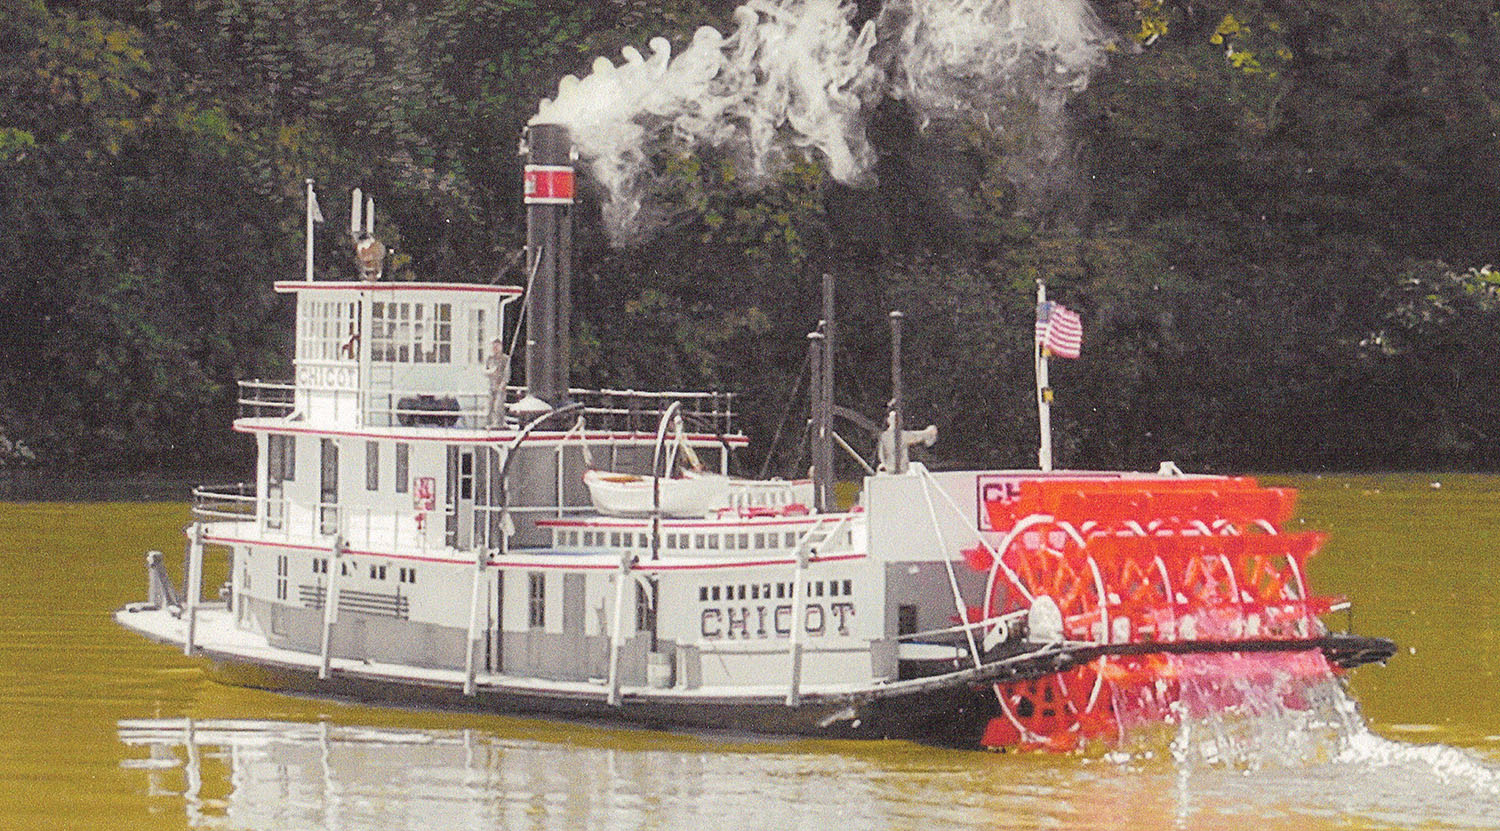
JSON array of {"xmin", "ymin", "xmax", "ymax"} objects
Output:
[{"xmin": 524, "ymin": 165, "xmax": 575, "ymax": 204}]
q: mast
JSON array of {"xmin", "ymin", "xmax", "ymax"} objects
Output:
[
  {"xmin": 889, "ymin": 310, "xmax": 906, "ymax": 474},
  {"xmin": 1035, "ymin": 280, "xmax": 1053, "ymax": 472},
  {"xmin": 522, "ymin": 122, "xmax": 575, "ymax": 407}
]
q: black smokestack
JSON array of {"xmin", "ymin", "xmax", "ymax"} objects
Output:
[{"xmin": 522, "ymin": 123, "xmax": 574, "ymax": 407}]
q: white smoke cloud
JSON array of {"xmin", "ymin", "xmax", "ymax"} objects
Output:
[
  {"xmin": 531, "ymin": 0, "xmax": 1113, "ymax": 244},
  {"xmin": 882, "ymin": 0, "xmax": 1111, "ymax": 125}
]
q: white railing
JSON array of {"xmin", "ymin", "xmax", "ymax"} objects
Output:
[
  {"xmin": 192, "ymin": 484, "xmax": 448, "ymax": 555},
  {"xmin": 238, "ymin": 379, "xmax": 737, "ymax": 434}
]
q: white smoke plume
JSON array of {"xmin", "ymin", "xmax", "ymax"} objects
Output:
[
  {"xmin": 531, "ymin": 0, "xmax": 1113, "ymax": 244},
  {"xmin": 882, "ymin": 0, "xmax": 1112, "ymax": 125}
]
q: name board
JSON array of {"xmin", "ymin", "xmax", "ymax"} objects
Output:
[
  {"xmin": 700, "ymin": 602, "xmax": 855, "ymax": 640},
  {"xmin": 976, "ymin": 474, "xmax": 1026, "ymax": 531},
  {"xmin": 296, "ymin": 363, "xmax": 358, "ymax": 391}
]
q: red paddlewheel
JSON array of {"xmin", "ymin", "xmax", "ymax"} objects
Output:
[
  {"xmin": 984, "ymin": 520, "xmax": 1106, "ymax": 641},
  {"xmin": 1086, "ymin": 535, "xmax": 1175, "ymax": 643},
  {"xmin": 984, "ymin": 660, "xmax": 1116, "ymax": 751}
]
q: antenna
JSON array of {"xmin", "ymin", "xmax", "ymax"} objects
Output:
[
  {"xmin": 365, "ymin": 195, "xmax": 375, "ymax": 234},
  {"xmin": 350, "ymin": 187, "xmax": 363, "ymax": 237}
]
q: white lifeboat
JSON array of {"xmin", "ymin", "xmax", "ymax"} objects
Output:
[{"xmin": 583, "ymin": 469, "xmax": 731, "ymax": 517}]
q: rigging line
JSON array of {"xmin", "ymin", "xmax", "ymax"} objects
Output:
[
  {"xmin": 756, "ymin": 350, "xmax": 813, "ymax": 480},
  {"xmin": 505, "ymin": 243, "xmax": 545, "ymax": 364}
]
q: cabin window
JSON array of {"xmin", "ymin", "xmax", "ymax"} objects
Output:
[
  {"xmin": 725, "ymin": 534, "xmax": 738, "ymax": 551},
  {"xmin": 269, "ymin": 435, "xmax": 296, "ymax": 483},
  {"xmin": 784, "ymin": 532, "xmax": 797, "ymax": 548},
  {"xmin": 365, "ymin": 441, "xmax": 380, "ymax": 491},
  {"xmin": 371, "ymin": 302, "xmax": 454, "ymax": 364},
  {"xmin": 395, "ymin": 443, "xmax": 409, "ymax": 493},
  {"xmin": 737, "ymin": 585, "xmax": 746, "ymax": 600},
  {"xmin": 637, "ymin": 533, "xmax": 649, "ymax": 548},
  {"xmin": 711, "ymin": 586, "xmax": 721, "ymax": 601},
  {"xmin": 828, "ymin": 580, "xmax": 839, "ymax": 597},
  {"xmin": 275, "ymin": 555, "xmax": 288, "ymax": 601},
  {"xmin": 635, "ymin": 583, "xmax": 651, "ymax": 632},
  {"xmin": 298, "ymin": 299, "xmax": 359, "ymax": 362},
  {"xmin": 458, "ymin": 451, "xmax": 474, "ymax": 500},
  {"xmin": 753, "ymin": 533, "xmax": 765, "ymax": 549},
  {"xmin": 369, "ymin": 564, "xmax": 386, "ymax": 580},
  {"xmin": 471, "ymin": 307, "xmax": 488, "ymax": 365},
  {"xmin": 528, "ymin": 573, "xmax": 546, "ymax": 628},
  {"xmin": 776, "ymin": 583, "xmax": 786, "ymax": 599},
  {"xmin": 898, "ymin": 604, "xmax": 918, "ymax": 636},
  {"xmin": 706, "ymin": 535, "xmax": 719, "ymax": 550},
  {"xmin": 842, "ymin": 579, "xmax": 852, "ymax": 596},
  {"xmin": 610, "ymin": 532, "xmax": 622, "ymax": 547},
  {"xmin": 699, "ymin": 587, "xmax": 708, "ymax": 602},
  {"xmin": 737, "ymin": 533, "xmax": 749, "ymax": 549}
]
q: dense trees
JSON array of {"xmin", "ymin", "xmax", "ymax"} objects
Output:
[{"xmin": 2, "ymin": 0, "xmax": 1499, "ymax": 474}]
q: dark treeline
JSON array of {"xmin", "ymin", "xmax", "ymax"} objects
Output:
[{"xmin": 4, "ymin": 0, "xmax": 1500, "ymax": 476}]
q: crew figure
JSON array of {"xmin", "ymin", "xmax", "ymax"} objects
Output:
[{"xmin": 484, "ymin": 338, "xmax": 510, "ymax": 428}]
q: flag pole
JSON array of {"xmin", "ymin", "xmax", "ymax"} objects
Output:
[
  {"xmin": 1035, "ymin": 279, "xmax": 1053, "ymax": 472},
  {"xmin": 305, "ymin": 178, "xmax": 316, "ymax": 283}
]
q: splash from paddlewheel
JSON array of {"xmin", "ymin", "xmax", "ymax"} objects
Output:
[{"xmin": 960, "ymin": 477, "xmax": 1344, "ymax": 752}]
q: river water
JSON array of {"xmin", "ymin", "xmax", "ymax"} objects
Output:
[{"xmin": 1, "ymin": 473, "xmax": 1498, "ymax": 830}]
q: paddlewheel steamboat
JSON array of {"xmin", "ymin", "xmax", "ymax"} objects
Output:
[{"xmin": 116, "ymin": 123, "xmax": 1393, "ymax": 751}]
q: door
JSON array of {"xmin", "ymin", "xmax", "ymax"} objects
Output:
[
  {"xmin": 456, "ymin": 447, "xmax": 476, "ymax": 549},
  {"xmin": 320, "ymin": 438, "xmax": 339, "ymax": 536}
]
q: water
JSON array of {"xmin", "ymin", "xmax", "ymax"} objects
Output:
[{"xmin": 2, "ymin": 474, "xmax": 1499, "ymax": 830}]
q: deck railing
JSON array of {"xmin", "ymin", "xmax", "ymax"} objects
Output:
[
  {"xmin": 237, "ymin": 380, "xmax": 737, "ymax": 435},
  {"xmin": 191, "ymin": 484, "xmax": 447, "ymax": 554}
]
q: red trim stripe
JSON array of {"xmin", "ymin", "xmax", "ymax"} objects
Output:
[{"xmin": 203, "ymin": 534, "xmax": 865, "ymax": 571}]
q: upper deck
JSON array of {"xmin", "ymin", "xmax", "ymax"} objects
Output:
[{"xmin": 239, "ymin": 280, "xmax": 740, "ymax": 438}]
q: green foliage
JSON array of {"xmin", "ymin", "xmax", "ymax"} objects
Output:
[{"xmin": 4, "ymin": 0, "xmax": 1500, "ymax": 473}]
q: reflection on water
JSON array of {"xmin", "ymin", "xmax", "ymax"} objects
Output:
[
  {"xmin": 118, "ymin": 706, "xmax": 1500, "ymax": 831},
  {"xmin": 5, "ymin": 477, "xmax": 1500, "ymax": 831}
]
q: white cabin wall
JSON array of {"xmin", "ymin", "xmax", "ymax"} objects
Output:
[{"xmin": 865, "ymin": 470, "xmax": 1004, "ymax": 563}]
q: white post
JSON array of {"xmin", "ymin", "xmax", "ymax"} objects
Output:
[
  {"xmin": 183, "ymin": 523, "xmax": 204, "ymax": 655},
  {"xmin": 364, "ymin": 196, "xmax": 374, "ymax": 234},
  {"xmin": 319, "ymin": 536, "xmax": 345, "ymax": 680},
  {"xmin": 1035, "ymin": 280, "xmax": 1054, "ymax": 472},
  {"xmin": 785, "ymin": 545, "xmax": 810, "ymax": 706},
  {"xmin": 463, "ymin": 546, "xmax": 486, "ymax": 696},
  {"xmin": 606, "ymin": 550, "xmax": 632, "ymax": 706},
  {"xmin": 350, "ymin": 187, "xmax": 363, "ymax": 238},
  {"xmin": 305, "ymin": 178, "xmax": 316, "ymax": 282}
]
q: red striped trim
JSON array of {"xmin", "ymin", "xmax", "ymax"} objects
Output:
[{"xmin": 202, "ymin": 533, "xmax": 865, "ymax": 571}]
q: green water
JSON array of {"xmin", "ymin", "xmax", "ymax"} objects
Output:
[{"xmin": 0, "ymin": 475, "xmax": 1497, "ymax": 830}]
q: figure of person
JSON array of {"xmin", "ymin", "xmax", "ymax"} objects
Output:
[
  {"xmin": 484, "ymin": 338, "xmax": 510, "ymax": 428},
  {"xmin": 355, "ymin": 231, "xmax": 386, "ymax": 281}
]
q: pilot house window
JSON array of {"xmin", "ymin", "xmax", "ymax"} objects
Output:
[
  {"xmin": 297, "ymin": 300, "xmax": 359, "ymax": 361},
  {"xmin": 371, "ymin": 301, "xmax": 453, "ymax": 364}
]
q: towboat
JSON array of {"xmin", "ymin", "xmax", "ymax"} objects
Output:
[{"xmin": 115, "ymin": 124, "xmax": 1394, "ymax": 751}]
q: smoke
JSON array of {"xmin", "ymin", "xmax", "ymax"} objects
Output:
[
  {"xmin": 881, "ymin": 0, "xmax": 1111, "ymax": 125},
  {"xmin": 531, "ymin": 0, "xmax": 1113, "ymax": 244}
]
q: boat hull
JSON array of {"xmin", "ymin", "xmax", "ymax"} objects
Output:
[{"xmin": 115, "ymin": 604, "xmax": 1392, "ymax": 750}]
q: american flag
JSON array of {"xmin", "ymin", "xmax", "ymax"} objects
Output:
[{"xmin": 1035, "ymin": 301, "xmax": 1083, "ymax": 359}]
